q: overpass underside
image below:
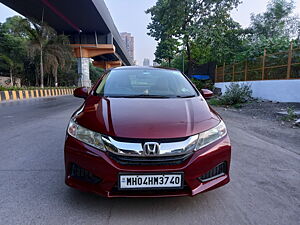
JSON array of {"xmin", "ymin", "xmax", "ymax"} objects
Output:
[
  {"xmin": 69, "ymin": 33, "xmax": 125, "ymax": 87},
  {"xmin": 0, "ymin": 0, "xmax": 132, "ymax": 87},
  {"xmin": 72, "ymin": 43, "xmax": 122, "ymax": 86}
]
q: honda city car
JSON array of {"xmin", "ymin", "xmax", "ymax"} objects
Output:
[{"xmin": 64, "ymin": 66, "xmax": 231, "ymax": 197}]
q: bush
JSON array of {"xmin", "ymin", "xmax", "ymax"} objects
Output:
[
  {"xmin": 208, "ymin": 98, "xmax": 222, "ymax": 106},
  {"xmin": 220, "ymin": 83, "xmax": 252, "ymax": 105},
  {"xmin": 0, "ymin": 86, "xmax": 22, "ymax": 91},
  {"xmin": 281, "ymin": 107, "xmax": 297, "ymax": 121},
  {"xmin": 191, "ymin": 79, "xmax": 214, "ymax": 91}
]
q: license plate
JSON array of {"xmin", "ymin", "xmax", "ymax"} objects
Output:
[{"xmin": 118, "ymin": 173, "xmax": 184, "ymax": 190}]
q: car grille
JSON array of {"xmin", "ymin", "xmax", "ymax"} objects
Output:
[
  {"xmin": 108, "ymin": 152, "xmax": 192, "ymax": 166},
  {"xmin": 199, "ymin": 162, "xmax": 227, "ymax": 182},
  {"xmin": 102, "ymin": 134, "xmax": 198, "ymax": 162}
]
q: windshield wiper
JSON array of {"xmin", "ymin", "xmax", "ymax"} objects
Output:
[
  {"xmin": 106, "ymin": 94, "xmax": 197, "ymax": 98},
  {"xmin": 124, "ymin": 94, "xmax": 172, "ymax": 98},
  {"xmin": 106, "ymin": 94, "xmax": 172, "ymax": 98},
  {"xmin": 176, "ymin": 95, "xmax": 196, "ymax": 98}
]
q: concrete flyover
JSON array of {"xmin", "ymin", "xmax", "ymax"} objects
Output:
[{"xmin": 0, "ymin": 0, "xmax": 133, "ymax": 87}]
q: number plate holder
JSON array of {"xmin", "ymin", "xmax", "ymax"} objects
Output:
[{"xmin": 118, "ymin": 172, "xmax": 184, "ymax": 190}]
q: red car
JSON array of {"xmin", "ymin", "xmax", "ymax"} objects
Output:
[{"xmin": 64, "ymin": 67, "xmax": 231, "ymax": 197}]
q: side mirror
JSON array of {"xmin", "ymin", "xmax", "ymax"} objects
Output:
[
  {"xmin": 74, "ymin": 87, "xmax": 89, "ymax": 99},
  {"xmin": 201, "ymin": 89, "xmax": 213, "ymax": 99}
]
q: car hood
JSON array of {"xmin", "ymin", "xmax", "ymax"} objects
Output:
[{"xmin": 75, "ymin": 96, "xmax": 220, "ymax": 139}]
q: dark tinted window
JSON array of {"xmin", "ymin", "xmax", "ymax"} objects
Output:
[{"xmin": 95, "ymin": 68, "xmax": 198, "ymax": 98}]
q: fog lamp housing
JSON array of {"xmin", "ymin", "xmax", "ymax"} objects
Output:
[{"xmin": 199, "ymin": 162, "xmax": 227, "ymax": 182}]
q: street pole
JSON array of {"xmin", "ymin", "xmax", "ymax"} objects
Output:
[{"xmin": 182, "ymin": 52, "xmax": 185, "ymax": 74}]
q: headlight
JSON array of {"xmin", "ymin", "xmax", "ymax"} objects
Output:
[
  {"xmin": 195, "ymin": 120, "xmax": 227, "ymax": 150},
  {"xmin": 67, "ymin": 119, "xmax": 106, "ymax": 151}
]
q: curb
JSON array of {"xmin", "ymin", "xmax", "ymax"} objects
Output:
[{"xmin": 0, "ymin": 88, "xmax": 75, "ymax": 102}]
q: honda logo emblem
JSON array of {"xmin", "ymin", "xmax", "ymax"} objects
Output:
[{"xmin": 143, "ymin": 142, "xmax": 160, "ymax": 156}]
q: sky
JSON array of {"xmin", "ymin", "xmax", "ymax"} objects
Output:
[{"xmin": 0, "ymin": 0, "xmax": 299, "ymax": 65}]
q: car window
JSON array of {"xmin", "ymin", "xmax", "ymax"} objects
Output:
[{"xmin": 95, "ymin": 68, "xmax": 198, "ymax": 98}]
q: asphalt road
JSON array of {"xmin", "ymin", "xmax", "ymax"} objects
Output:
[{"xmin": 0, "ymin": 96, "xmax": 299, "ymax": 225}]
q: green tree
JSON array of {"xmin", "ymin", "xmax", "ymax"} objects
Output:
[
  {"xmin": 0, "ymin": 54, "xmax": 23, "ymax": 86},
  {"xmin": 159, "ymin": 52, "xmax": 187, "ymax": 72},
  {"xmin": 20, "ymin": 19, "xmax": 72, "ymax": 88},
  {"xmin": 0, "ymin": 16, "xmax": 79, "ymax": 87},
  {"xmin": 154, "ymin": 38, "xmax": 179, "ymax": 66},
  {"xmin": 1, "ymin": 16, "xmax": 29, "ymax": 38},
  {"xmin": 90, "ymin": 63, "xmax": 104, "ymax": 84},
  {"xmin": 232, "ymin": 0, "xmax": 300, "ymax": 60},
  {"xmin": 191, "ymin": 15, "xmax": 246, "ymax": 64},
  {"xmin": 0, "ymin": 19, "xmax": 26, "ymax": 84},
  {"xmin": 0, "ymin": 54, "xmax": 14, "ymax": 86},
  {"xmin": 57, "ymin": 60, "xmax": 80, "ymax": 87},
  {"xmin": 146, "ymin": 0, "xmax": 241, "ymax": 75},
  {"xmin": 249, "ymin": 0, "xmax": 299, "ymax": 41}
]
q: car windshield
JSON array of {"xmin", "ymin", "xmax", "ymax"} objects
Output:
[{"xmin": 95, "ymin": 68, "xmax": 198, "ymax": 98}]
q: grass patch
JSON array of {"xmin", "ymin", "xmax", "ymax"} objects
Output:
[
  {"xmin": 208, "ymin": 97, "xmax": 243, "ymax": 109},
  {"xmin": 281, "ymin": 107, "xmax": 297, "ymax": 121}
]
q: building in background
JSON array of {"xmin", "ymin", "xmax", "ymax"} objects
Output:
[
  {"xmin": 143, "ymin": 58, "xmax": 150, "ymax": 67},
  {"xmin": 120, "ymin": 32, "xmax": 134, "ymax": 62}
]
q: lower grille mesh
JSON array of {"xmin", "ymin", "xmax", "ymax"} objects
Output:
[{"xmin": 70, "ymin": 163, "xmax": 101, "ymax": 184}]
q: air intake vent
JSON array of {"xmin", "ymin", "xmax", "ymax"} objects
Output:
[
  {"xmin": 70, "ymin": 163, "xmax": 101, "ymax": 184},
  {"xmin": 199, "ymin": 162, "xmax": 227, "ymax": 182}
]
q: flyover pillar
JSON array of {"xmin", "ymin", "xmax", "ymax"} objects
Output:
[
  {"xmin": 71, "ymin": 44, "xmax": 117, "ymax": 87},
  {"xmin": 77, "ymin": 58, "xmax": 91, "ymax": 87}
]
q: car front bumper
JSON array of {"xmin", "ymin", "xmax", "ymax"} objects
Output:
[{"xmin": 64, "ymin": 135, "xmax": 231, "ymax": 198}]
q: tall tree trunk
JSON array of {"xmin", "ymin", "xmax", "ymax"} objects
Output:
[
  {"xmin": 54, "ymin": 74, "xmax": 58, "ymax": 87},
  {"xmin": 35, "ymin": 72, "xmax": 38, "ymax": 86},
  {"xmin": 40, "ymin": 47, "xmax": 44, "ymax": 88},
  {"xmin": 47, "ymin": 74, "xmax": 50, "ymax": 86},
  {"xmin": 9, "ymin": 67, "xmax": 13, "ymax": 86},
  {"xmin": 168, "ymin": 58, "xmax": 171, "ymax": 67}
]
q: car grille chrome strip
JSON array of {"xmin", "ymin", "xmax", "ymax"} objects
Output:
[{"xmin": 101, "ymin": 134, "xmax": 199, "ymax": 157}]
